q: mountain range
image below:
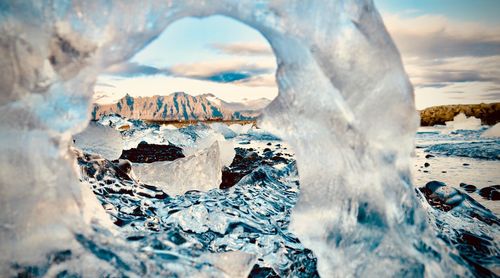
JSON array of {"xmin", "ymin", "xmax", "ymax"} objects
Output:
[{"xmin": 91, "ymin": 92, "xmax": 271, "ymax": 121}]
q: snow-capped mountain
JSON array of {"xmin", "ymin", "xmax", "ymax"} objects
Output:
[{"xmin": 91, "ymin": 92, "xmax": 271, "ymax": 121}]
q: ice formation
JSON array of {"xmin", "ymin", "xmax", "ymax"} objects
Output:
[
  {"xmin": 73, "ymin": 122, "xmax": 124, "ymax": 160},
  {"xmin": 445, "ymin": 113, "xmax": 482, "ymax": 132},
  {"xmin": 228, "ymin": 123, "xmax": 253, "ymax": 136},
  {"xmin": 182, "ymin": 130, "xmax": 235, "ymax": 167},
  {"xmin": 0, "ymin": 0, "xmax": 473, "ymax": 276},
  {"xmin": 133, "ymin": 142, "xmax": 223, "ymax": 196},
  {"xmin": 481, "ymin": 123, "xmax": 500, "ymax": 138},
  {"xmin": 210, "ymin": 122, "xmax": 238, "ymax": 139}
]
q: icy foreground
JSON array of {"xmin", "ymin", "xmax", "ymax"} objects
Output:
[
  {"xmin": 0, "ymin": 0, "xmax": 478, "ymax": 276},
  {"xmin": 133, "ymin": 142, "xmax": 224, "ymax": 196}
]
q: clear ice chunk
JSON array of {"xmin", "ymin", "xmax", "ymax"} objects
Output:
[
  {"xmin": 182, "ymin": 131, "xmax": 235, "ymax": 167},
  {"xmin": 133, "ymin": 142, "xmax": 222, "ymax": 196},
  {"xmin": 229, "ymin": 123, "xmax": 253, "ymax": 135},
  {"xmin": 201, "ymin": 251, "xmax": 257, "ymax": 277},
  {"xmin": 445, "ymin": 113, "xmax": 482, "ymax": 132},
  {"xmin": 73, "ymin": 122, "xmax": 124, "ymax": 160},
  {"xmin": 210, "ymin": 123, "xmax": 238, "ymax": 139}
]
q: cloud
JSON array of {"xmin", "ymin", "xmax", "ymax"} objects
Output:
[
  {"xmin": 94, "ymin": 82, "xmax": 116, "ymax": 88},
  {"xmin": 102, "ymin": 57, "xmax": 277, "ymax": 85},
  {"xmin": 415, "ymin": 81, "xmax": 500, "ymax": 109},
  {"xmin": 383, "ymin": 13, "xmax": 500, "ymax": 59},
  {"xmin": 404, "ymin": 55, "xmax": 500, "ymax": 88},
  {"xmin": 381, "ymin": 12, "xmax": 500, "ymax": 106},
  {"xmin": 168, "ymin": 59, "xmax": 276, "ymax": 83},
  {"xmin": 233, "ymin": 73, "xmax": 277, "ymax": 87},
  {"xmin": 480, "ymin": 92, "xmax": 500, "ymax": 100},
  {"xmin": 103, "ymin": 62, "xmax": 171, "ymax": 77},
  {"xmin": 210, "ymin": 42, "xmax": 273, "ymax": 56}
]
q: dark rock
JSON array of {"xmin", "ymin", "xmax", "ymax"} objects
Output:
[
  {"xmin": 463, "ymin": 163, "xmax": 470, "ymax": 166},
  {"xmin": 459, "ymin": 183, "xmax": 477, "ymax": 193},
  {"xmin": 425, "ymin": 154, "xmax": 435, "ymax": 159},
  {"xmin": 219, "ymin": 147, "xmax": 292, "ymax": 189},
  {"xmin": 418, "ymin": 181, "xmax": 464, "ymax": 212},
  {"xmin": 271, "ymin": 156, "xmax": 288, "ymax": 163},
  {"xmin": 266, "ymin": 142, "xmax": 272, "ymax": 146},
  {"xmin": 478, "ymin": 185, "xmax": 500, "ymax": 201},
  {"xmin": 418, "ymin": 181, "xmax": 499, "ymax": 225},
  {"xmin": 220, "ymin": 168, "xmax": 247, "ymax": 190},
  {"xmin": 119, "ymin": 141, "xmax": 184, "ymax": 163},
  {"xmin": 248, "ymin": 264, "xmax": 280, "ymax": 278},
  {"xmin": 424, "ymin": 162, "xmax": 430, "ymax": 167}
]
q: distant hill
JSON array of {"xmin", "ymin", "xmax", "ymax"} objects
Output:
[
  {"xmin": 419, "ymin": 102, "xmax": 500, "ymax": 126},
  {"xmin": 91, "ymin": 92, "xmax": 271, "ymax": 121}
]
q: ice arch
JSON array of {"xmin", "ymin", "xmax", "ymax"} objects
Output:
[{"xmin": 0, "ymin": 0, "xmax": 464, "ymax": 276}]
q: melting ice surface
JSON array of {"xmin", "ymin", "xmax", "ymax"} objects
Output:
[
  {"xmin": 0, "ymin": 0, "xmax": 499, "ymax": 277},
  {"xmin": 73, "ymin": 118, "xmax": 499, "ymax": 277},
  {"xmin": 74, "ymin": 119, "xmax": 315, "ymax": 277}
]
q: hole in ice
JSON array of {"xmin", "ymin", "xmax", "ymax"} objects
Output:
[
  {"xmin": 92, "ymin": 15, "xmax": 278, "ymax": 123},
  {"xmin": 78, "ymin": 14, "xmax": 284, "ymax": 192}
]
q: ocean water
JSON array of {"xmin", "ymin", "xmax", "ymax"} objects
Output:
[
  {"xmin": 413, "ymin": 126, "xmax": 500, "ymax": 215},
  {"xmin": 68, "ymin": 119, "xmax": 500, "ymax": 277}
]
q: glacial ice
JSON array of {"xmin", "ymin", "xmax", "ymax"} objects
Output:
[
  {"xmin": 201, "ymin": 251, "xmax": 257, "ymax": 278},
  {"xmin": 73, "ymin": 122, "xmax": 124, "ymax": 160},
  {"xmin": 445, "ymin": 113, "xmax": 482, "ymax": 132},
  {"xmin": 481, "ymin": 123, "xmax": 500, "ymax": 138},
  {"xmin": 182, "ymin": 130, "xmax": 235, "ymax": 167},
  {"xmin": 0, "ymin": 0, "xmax": 476, "ymax": 276},
  {"xmin": 229, "ymin": 123, "xmax": 254, "ymax": 136},
  {"xmin": 133, "ymin": 142, "xmax": 222, "ymax": 196},
  {"xmin": 210, "ymin": 122, "xmax": 238, "ymax": 139}
]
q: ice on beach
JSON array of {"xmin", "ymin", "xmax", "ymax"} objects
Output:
[
  {"xmin": 182, "ymin": 130, "xmax": 235, "ymax": 167},
  {"xmin": 97, "ymin": 115, "xmax": 133, "ymax": 130},
  {"xmin": 73, "ymin": 122, "xmax": 124, "ymax": 160},
  {"xmin": 160, "ymin": 124, "xmax": 178, "ymax": 131},
  {"xmin": 445, "ymin": 113, "xmax": 482, "ymax": 132},
  {"xmin": 133, "ymin": 142, "xmax": 222, "ymax": 196},
  {"xmin": 481, "ymin": 123, "xmax": 500, "ymax": 138},
  {"xmin": 202, "ymin": 251, "xmax": 257, "ymax": 277},
  {"xmin": 210, "ymin": 123, "xmax": 237, "ymax": 139},
  {"xmin": 159, "ymin": 127, "xmax": 195, "ymax": 147},
  {"xmin": 229, "ymin": 123, "xmax": 253, "ymax": 136}
]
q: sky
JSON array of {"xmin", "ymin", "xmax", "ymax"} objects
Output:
[{"xmin": 94, "ymin": 0, "xmax": 500, "ymax": 109}]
